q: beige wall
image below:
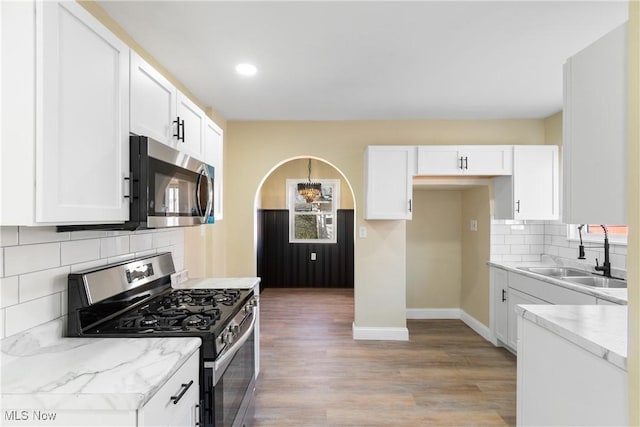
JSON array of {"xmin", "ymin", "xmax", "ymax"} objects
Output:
[
  {"xmin": 259, "ymin": 158, "xmax": 354, "ymax": 209},
  {"xmin": 406, "ymin": 190, "xmax": 462, "ymax": 309},
  {"xmin": 225, "ymin": 120, "xmax": 545, "ymax": 328},
  {"xmin": 628, "ymin": 1, "xmax": 639, "ymax": 424},
  {"xmin": 460, "ymin": 186, "xmax": 491, "ymax": 325},
  {"xmin": 544, "ymin": 111, "xmax": 563, "ymax": 147}
]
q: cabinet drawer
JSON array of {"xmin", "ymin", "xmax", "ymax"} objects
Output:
[
  {"xmin": 140, "ymin": 350, "xmax": 200, "ymax": 427},
  {"xmin": 508, "ymin": 272, "xmax": 597, "ymax": 305}
]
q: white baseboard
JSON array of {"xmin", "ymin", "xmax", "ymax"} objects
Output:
[
  {"xmin": 352, "ymin": 323, "xmax": 409, "ymax": 341},
  {"xmin": 406, "ymin": 308, "xmax": 492, "ymax": 343},
  {"xmin": 460, "ymin": 310, "xmax": 492, "ymax": 342},
  {"xmin": 406, "ymin": 308, "xmax": 461, "ymax": 319}
]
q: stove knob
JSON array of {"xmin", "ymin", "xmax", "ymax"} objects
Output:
[{"xmin": 224, "ymin": 330, "xmax": 234, "ymax": 345}]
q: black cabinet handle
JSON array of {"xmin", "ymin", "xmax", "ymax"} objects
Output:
[
  {"xmin": 408, "ymin": 199, "xmax": 412, "ymax": 213},
  {"xmin": 515, "ymin": 200, "xmax": 521, "ymax": 213},
  {"xmin": 464, "ymin": 156, "xmax": 469, "ymax": 170},
  {"xmin": 170, "ymin": 380, "xmax": 194, "ymax": 405},
  {"xmin": 459, "ymin": 156, "xmax": 464, "ymax": 170},
  {"xmin": 173, "ymin": 117, "xmax": 185, "ymax": 142},
  {"xmin": 501, "ymin": 289, "xmax": 507, "ymax": 302}
]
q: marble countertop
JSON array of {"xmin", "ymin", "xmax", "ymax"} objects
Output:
[
  {"xmin": 173, "ymin": 276, "xmax": 261, "ymax": 290},
  {"xmin": 516, "ymin": 304, "xmax": 627, "ymax": 371},
  {"xmin": 488, "ymin": 261, "xmax": 627, "ymax": 305},
  {"xmin": 1, "ymin": 319, "xmax": 201, "ymax": 411}
]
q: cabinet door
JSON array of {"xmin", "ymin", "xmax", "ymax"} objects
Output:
[
  {"xmin": 462, "ymin": 146, "xmax": 512, "ymax": 175},
  {"xmin": 494, "ymin": 145, "xmax": 559, "ymax": 221},
  {"xmin": 140, "ymin": 351, "xmax": 200, "ymax": 427},
  {"xmin": 204, "ymin": 118, "xmax": 224, "ymax": 220},
  {"xmin": 177, "ymin": 92, "xmax": 205, "ymax": 160},
  {"xmin": 507, "ymin": 288, "xmax": 546, "ymax": 351},
  {"xmin": 417, "ymin": 146, "xmax": 463, "ymax": 175},
  {"xmin": 491, "ymin": 268, "xmax": 509, "ymax": 345},
  {"xmin": 364, "ymin": 146, "xmax": 415, "ymax": 220},
  {"xmin": 130, "ymin": 51, "xmax": 178, "ymax": 145},
  {"xmin": 512, "ymin": 146, "xmax": 559, "ymax": 220},
  {"xmin": 36, "ymin": 1, "xmax": 129, "ymax": 223},
  {"xmin": 563, "ymin": 23, "xmax": 627, "ymax": 225}
]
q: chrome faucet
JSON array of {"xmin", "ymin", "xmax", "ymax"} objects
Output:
[{"xmin": 594, "ymin": 225, "xmax": 612, "ymax": 278}]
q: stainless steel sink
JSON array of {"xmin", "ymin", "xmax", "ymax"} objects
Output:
[
  {"xmin": 563, "ymin": 276, "xmax": 627, "ymax": 288},
  {"xmin": 518, "ymin": 266, "xmax": 592, "ymax": 277}
]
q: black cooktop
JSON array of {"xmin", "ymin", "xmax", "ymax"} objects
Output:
[{"xmin": 86, "ymin": 288, "xmax": 249, "ymax": 336}]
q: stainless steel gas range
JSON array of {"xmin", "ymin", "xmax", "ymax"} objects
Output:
[{"xmin": 67, "ymin": 252, "xmax": 257, "ymax": 427}]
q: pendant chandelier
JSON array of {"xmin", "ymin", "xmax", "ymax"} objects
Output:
[{"xmin": 298, "ymin": 159, "xmax": 322, "ymax": 203}]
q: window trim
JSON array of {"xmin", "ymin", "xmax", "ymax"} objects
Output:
[
  {"xmin": 287, "ymin": 179, "xmax": 340, "ymax": 244},
  {"xmin": 566, "ymin": 224, "xmax": 628, "ymax": 246}
]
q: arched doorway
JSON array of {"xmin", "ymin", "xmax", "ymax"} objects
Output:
[{"xmin": 254, "ymin": 157, "xmax": 356, "ymax": 289}]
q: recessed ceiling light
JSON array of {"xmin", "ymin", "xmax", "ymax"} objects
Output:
[{"xmin": 235, "ymin": 63, "xmax": 257, "ymax": 76}]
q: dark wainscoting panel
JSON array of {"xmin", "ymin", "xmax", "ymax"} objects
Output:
[{"xmin": 257, "ymin": 209, "xmax": 354, "ymax": 288}]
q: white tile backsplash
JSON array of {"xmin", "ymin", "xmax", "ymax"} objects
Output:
[
  {"xmin": 101, "ymin": 236, "xmax": 130, "ymax": 258},
  {"xmin": 0, "ymin": 226, "xmax": 185, "ymax": 338},
  {"xmin": 0, "ymin": 227, "xmax": 18, "ymax": 247},
  {"xmin": 5, "ymin": 294, "xmax": 61, "ymax": 337},
  {"xmin": 61, "ymin": 239, "xmax": 101, "ymax": 265},
  {"xmin": 491, "ymin": 219, "xmax": 627, "ymax": 272},
  {"xmin": 4, "ymin": 243, "xmax": 61, "ymax": 276},
  {"xmin": 19, "ymin": 226, "xmax": 70, "ymax": 245},
  {"xmin": 1, "ymin": 276, "xmax": 19, "ymax": 308},
  {"xmin": 19, "ymin": 266, "xmax": 69, "ymax": 303}
]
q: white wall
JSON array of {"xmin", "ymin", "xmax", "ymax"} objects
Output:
[{"xmin": 0, "ymin": 226, "xmax": 185, "ymax": 339}]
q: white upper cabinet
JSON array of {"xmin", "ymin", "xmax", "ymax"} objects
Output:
[
  {"xmin": 177, "ymin": 92, "xmax": 206, "ymax": 160},
  {"xmin": 563, "ymin": 23, "xmax": 627, "ymax": 225},
  {"xmin": 130, "ymin": 51, "xmax": 177, "ymax": 145},
  {"xmin": 130, "ymin": 51, "xmax": 207, "ymax": 161},
  {"xmin": 364, "ymin": 146, "xmax": 416, "ymax": 220},
  {"xmin": 0, "ymin": 1, "xmax": 133, "ymax": 226},
  {"xmin": 417, "ymin": 145, "xmax": 512, "ymax": 176},
  {"xmin": 493, "ymin": 145, "xmax": 559, "ymax": 220},
  {"xmin": 37, "ymin": 1, "xmax": 130, "ymax": 224},
  {"xmin": 204, "ymin": 118, "xmax": 224, "ymax": 220}
]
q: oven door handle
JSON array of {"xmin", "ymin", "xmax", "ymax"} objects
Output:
[{"xmin": 208, "ymin": 313, "xmax": 255, "ymax": 380}]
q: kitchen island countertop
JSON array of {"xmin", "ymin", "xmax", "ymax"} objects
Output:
[
  {"xmin": 1, "ymin": 318, "xmax": 201, "ymax": 411},
  {"xmin": 173, "ymin": 276, "xmax": 260, "ymax": 290},
  {"xmin": 516, "ymin": 304, "xmax": 627, "ymax": 371}
]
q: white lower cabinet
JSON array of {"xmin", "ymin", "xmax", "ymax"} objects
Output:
[
  {"xmin": 138, "ymin": 350, "xmax": 200, "ymax": 427},
  {"xmin": 517, "ymin": 317, "xmax": 627, "ymax": 426},
  {"xmin": 491, "ymin": 267, "xmax": 509, "ymax": 344},
  {"xmin": 506, "ymin": 288, "xmax": 546, "ymax": 351},
  {"xmin": 491, "ymin": 268, "xmax": 600, "ymax": 353}
]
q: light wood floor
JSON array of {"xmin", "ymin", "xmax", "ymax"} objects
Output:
[{"xmin": 254, "ymin": 288, "xmax": 516, "ymax": 427}]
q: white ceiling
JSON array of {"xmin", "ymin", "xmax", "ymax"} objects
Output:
[{"xmin": 99, "ymin": 1, "xmax": 628, "ymax": 121}]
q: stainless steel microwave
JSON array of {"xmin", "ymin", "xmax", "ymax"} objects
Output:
[{"xmin": 58, "ymin": 135, "xmax": 214, "ymax": 231}]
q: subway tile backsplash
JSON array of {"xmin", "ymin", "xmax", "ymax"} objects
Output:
[
  {"xmin": 491, "ymin": 219, "xmax": 627, "ymax": 273},
  {"xmin": 0, "ymin": 226, "xmax": 185, "ymax": 339}
]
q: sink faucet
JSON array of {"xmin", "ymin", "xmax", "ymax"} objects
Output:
[{"xmin": 594, "ymin": 225, "xmax": 611, "ymax": 278}]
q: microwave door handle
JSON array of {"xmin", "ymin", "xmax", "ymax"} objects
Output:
[
  {"xmin": 204, "ymin": 169, "xmax": 213, "ymax": 220},
  {"xmin": 195, "ymin": 165, "xmax": 213, "ymax": 223}
]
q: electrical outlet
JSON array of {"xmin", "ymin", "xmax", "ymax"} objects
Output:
[
  {"xmin": 359, "ymin": 226, "xmax": 367, "ymax": 238},
  {"xmin": 311, "ymin": 252, "xmax": 317, "ymax": 261},
  {"xmin": 470, "ymin": 219, "xmax": 478, "ymax": 232}
]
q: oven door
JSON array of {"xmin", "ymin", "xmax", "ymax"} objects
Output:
[
  {"xmin": 203, "ymin": 318, "xmax": 256, "ymax": 427},
  {"xmin": 144, "ymin": 137, "xmax": 214, "ymax": 228}
]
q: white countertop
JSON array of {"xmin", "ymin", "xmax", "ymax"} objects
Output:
[
  {"xmin": 1, "ymin": 319, "xmax": 201, "ymax": 411},
  {"xmin": 173, "ymin": 276, "xmax": 260, "ymax": 290},
  {"xmin": 516, "ymin": 304, "xmax": 627, "ymax": 371},
  {"xmin": 488, "ymin": 261, "xmax": 627, "ymax": 305}
]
